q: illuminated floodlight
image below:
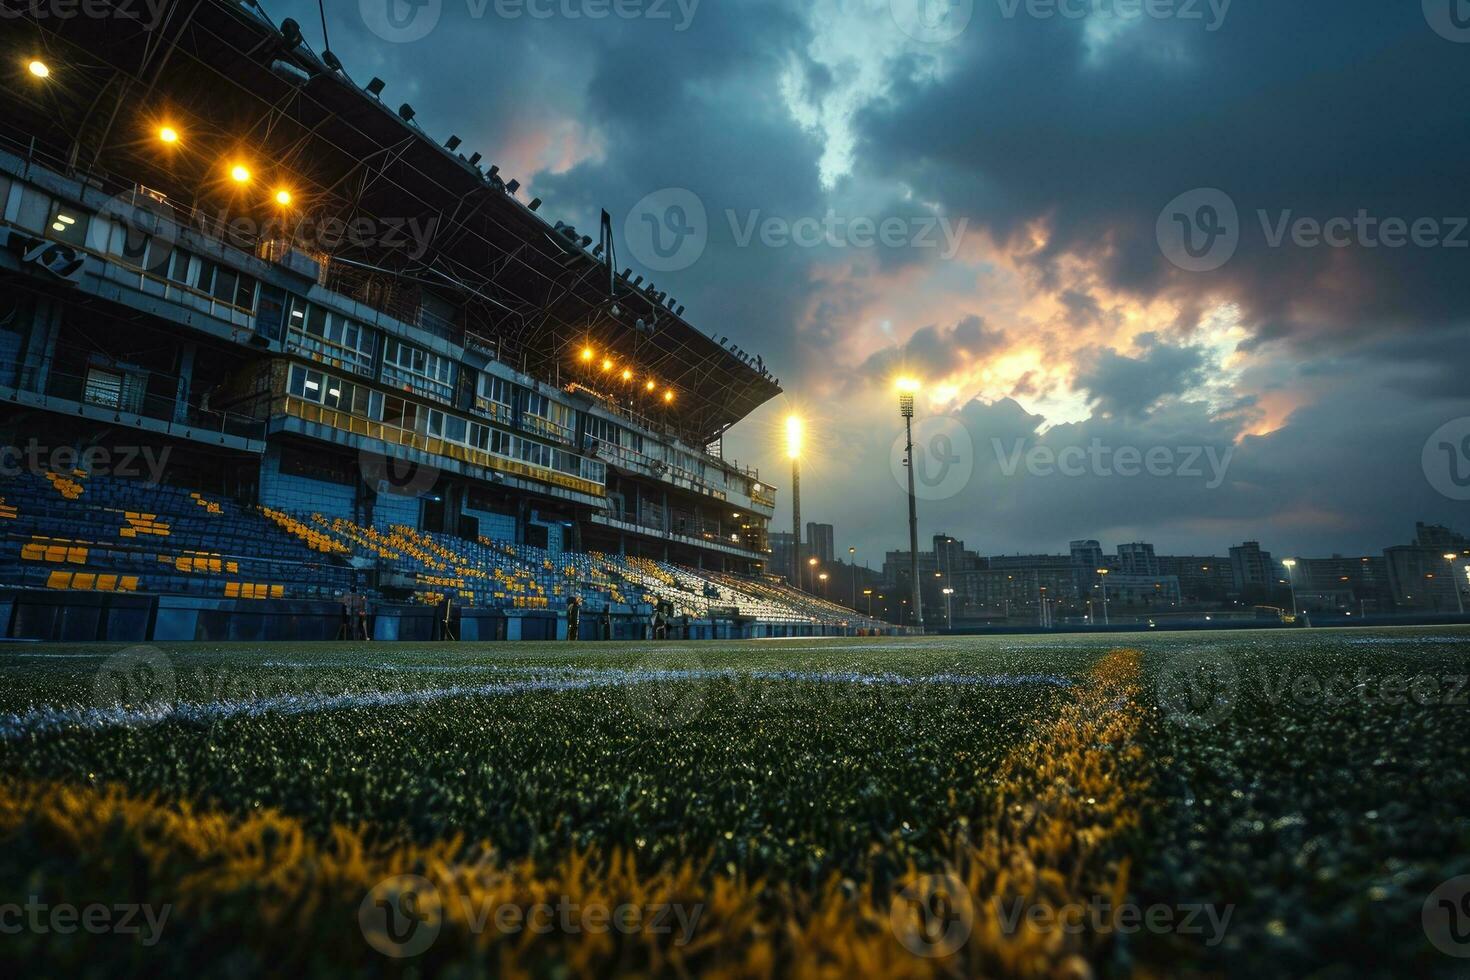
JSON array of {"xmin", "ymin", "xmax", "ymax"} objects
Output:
[
  {"xmin": 785, "ymin": 415, "xmax": 803, "ymax": 459},
  {"xmin": 662, "ymin": 390, "xmax": 674, "ymax": 404},
  {"xmin": 274, "ymin": 189, "xmax": 293, "ymax": 206},
  {"xmin": 159, "ymin": 126, "xmax": 180, "ymax": 144},
  {"xmin": 230, "ymin": 164, "xmax": 252, "ymax": 184},
  {"xmin": 28, "ymin": 60, "xmax": 49, "ymax": 79},
  {"xmin": 580, "ymin": 347, "xmax": 594, "ymax": 362}
]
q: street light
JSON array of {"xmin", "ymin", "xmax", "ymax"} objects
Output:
[
  {"xmin": 1096, "ymin": 568, "xmax": 1110, "ymax": 626},
  {"xmin": 1282, "ymin": 559, "xmax": 1299, "ymax": 619},
  {"xmin": 819, "ymin": 572, "xmax": 829, "ymax": 597},
  {"xmin": 787, "ymin": 415, "xmax": 803, "ymax": 587},
  {"xmin": 1445, "ymin": 554, "xmax": 1466, "ymax": 615},
  {"xmin": 863, "ymin": 588, "xmax": 874, "ymax": 617},
  {"xmin": 849, "ymin": 546, "xmax": 857, "ymax": 609},
  {"xmin": 897, "ymin": 378, "xmax": 924, "ymax": 630},
  {"xmin": 942, "ymin": 587, "xmax": 954, "ymax": 630}
]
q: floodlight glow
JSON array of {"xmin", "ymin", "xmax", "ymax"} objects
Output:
[
  {"xmin": 159, "ymin": 126, "xmax": 180, "ymax": 144},
  {"xmin": 580, "ymin": 347, "xmax": 594, "ymax": 362},
  {"xmin": 274, "ymin": 189, "xmax": 293, "ymax": 206},
  {"xmin": 28, "ymin": 60, "xmax": 49, "ymax": 79},
  {"xmin": 644, "ymin": 379, "xmax": 656, "ymax": 392},
  {"xmin": 896, "ymin": 377, "xmax": 920, "ymax": 394},
  {"xmin": 785, "ymin": 415, "xmax": 803, "ymax": 459},
  {"xmin": 621, "ymin": 369, "xmax": 633, "ymax": 382},
  {"xmin": 230, "ymin": 164, "xmax": 252, "ymax": 184},
  {"xmin": 663, "ymin": 390, "xmax": 674, "ymax": 403}
]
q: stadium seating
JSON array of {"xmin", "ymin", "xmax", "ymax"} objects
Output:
[
  {"xmin": 0, "ymin": 470, "xmax": 354, "ymax": 601},
  {"xmin": 0, "ymin": 471, "xmax": 886, "ymax": 629}
]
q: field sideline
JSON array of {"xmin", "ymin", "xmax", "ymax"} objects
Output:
[{"xmin": 1, "ymin": 627, "xmax": 1467, "ymax": 976}]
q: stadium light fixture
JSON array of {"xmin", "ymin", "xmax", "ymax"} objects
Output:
[
  {"xmin": 366, "ymin": 77, "xmax": 386, "ymax": 97},
  {"xmin": 621, "ymin": 368, "xmax": 633, "ymax": 382},
  {"xmin": 158, "ymin": 126, "xmax": 180, "ymax": 145},
  {"xmin": 274, "ymin": 189, "xmax": 293, "ymax": 207},
  {"xmin": 896, "ymin": 380, "xmax": 923, "ymax": 629},
  {"xmin": 27, "ymin": 60, "xmax": 50, "ymax": 79},
  {"xmin": 230, "ymin": 164, "xmax": 252, "ymax": 185},
  {"xmin": 663, "ymin": 390, "xmax": 674, "ymax": 404},
  {"xmin": 601, "ymin": 358, "xmax": 613, "ymax": 372},
  {"xmin": 1446, "ymin": 554, "xmax": 1466, "ymax": 615},
  {"xmin": 644, "ymin": 379, "xmax": 656, "ymax": 392},
  {"xmin": 580, "ymin": 346, "xmax": 594, "ymax": 363},
  {"xmin": 785, "ymin": 416, "xmax": 803, "ymax": 460},
  {"xmin": 1281, "ymin": 559, "xmax": 1300, "ymax": 619},
  {"xmin": 787, "ymin": 414, "xmax": 804, "ymax": 588}
]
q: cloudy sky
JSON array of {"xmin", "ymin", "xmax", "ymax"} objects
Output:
[{"xmin": 276, "ymin": 0, "xmax": 1470, "ymax": 560}]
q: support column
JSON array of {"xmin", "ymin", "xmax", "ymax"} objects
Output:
[
  {"xmin": 19, "ymin": 296, "xmax": 61, "ymax": 394},
  {"xmin": 174, "ymin": 342, "xmax": 197, "ymax": 423}
]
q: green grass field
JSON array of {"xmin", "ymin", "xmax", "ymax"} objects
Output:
[{"xmin": 1, "ymin": 628, "xmax": 1467, "ymax": 977}]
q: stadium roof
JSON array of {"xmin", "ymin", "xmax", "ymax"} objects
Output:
[{"xmin": 0, "ymin": 0, "xmax": 781, "ymax": 446}]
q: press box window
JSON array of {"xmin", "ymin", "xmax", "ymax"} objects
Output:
[{"xmin": 47, "ymin": 204, "xmax": 91, "ymax": 248}]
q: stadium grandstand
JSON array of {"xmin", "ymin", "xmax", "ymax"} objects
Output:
[{"xmin": 0, "ymin": 0, "xmax": 891, "ymax": 641}]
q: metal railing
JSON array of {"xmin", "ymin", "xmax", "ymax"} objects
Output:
[{"xmin": 0, "ymin": 360, "xmax": 267, "ymax": 442}]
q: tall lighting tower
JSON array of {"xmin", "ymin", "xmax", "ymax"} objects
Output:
[
  {"xmin": 787, "ymin": 416, "xmax": 803, "ymax": 588},
  {"xmin": 897, "ymin": 379, "xmax": 924, "ymax": 630}
]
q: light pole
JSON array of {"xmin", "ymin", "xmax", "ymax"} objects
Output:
[
  {"xmin": 897, "ymin": 378, "xmax": 924, "ymax": 630},
  {"xmin": 786, "ymin": 416, "xmax": 802, "ymax": 588},
  {"xmin": 864, "ymin": 588, "xmax": 874, "ymax": 617},
  {"xmin": 808, "ymin": 556, "xmax": 818, "ymax": 593},
  {"xmin": 1096, "ymin": 568, "xmax": 1110, "ymax": 626},
  {"xmin": 819, "ymin": 572, "xmax": 829, "ymax": 598},
  {"xmin": 849, "ymin": 546, "xmax": 857, "ymax": 609},
  {"xmin": 1445, "ymin": 553, "xmax": 1466, "ymax": 615},
  {"xmin": 942, "ymin": 587, "xmax": 954, "ymax": 629},
  {"xmin": 1282, "ymin": 559, "xmax": 1299, "ymax": 619}
]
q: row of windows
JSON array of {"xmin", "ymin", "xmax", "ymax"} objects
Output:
[
  {"xmin": 383, "ymin": 337, "xmax": 454, "ymax": 384},
  {"xmin": 9, "ymin": 181, "xmax": 727, "ymax": 495},
  {"xmin": 286, "ymin": 298, "xmax": 375, "ymax": 376},
  {"xmin": 42, "ymin": 197, "xmax": 262, "ymax": 313},
  {"xmin": 288, "ymin": 365, "xmax": 384, "ymax": 419},
  {"xmin": 286, "ymin": 364, "xmax": 605, "ymax": 486}
]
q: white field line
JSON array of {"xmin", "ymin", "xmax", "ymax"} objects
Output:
[{"xmin": 0, "ymin": 668, "xmax": 1070, "ymax": 738}]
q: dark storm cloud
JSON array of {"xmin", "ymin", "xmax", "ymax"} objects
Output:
[
  {"xmin": 857, "ymin": 1, "xmax": 1470, "ymax": 334},
  {"xmin": 1075, "ymin": 337, "xmax": 1207, "ymax": 418},
  {"xmin": 859, "ymin": 315, "xmax": 1005, "ymax": 382}
]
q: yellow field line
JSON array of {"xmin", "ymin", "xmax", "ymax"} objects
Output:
[{"xmin": 0, "ymin": 649, "xmax": 1147, "ymax": 977}]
